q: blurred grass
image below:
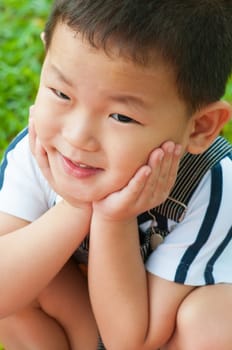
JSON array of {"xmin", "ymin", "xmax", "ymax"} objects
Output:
[
  {"xmin": 0, "ymin": 0, "xmax": 52, "ymax": 158},
  {"xmin": 223, "ymin": 77, "xmax": 232, "ymax": 141}
]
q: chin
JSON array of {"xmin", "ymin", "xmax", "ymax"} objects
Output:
[{"xmin": 71, "ymin": 190, "xmax": 107, "ymax": 203}]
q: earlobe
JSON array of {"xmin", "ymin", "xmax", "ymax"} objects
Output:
[{"xmin": 187, "ymin": 101, "xmax": 231, "ymax": 154}]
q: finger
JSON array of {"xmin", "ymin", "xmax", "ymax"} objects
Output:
[
  {"xmin": 127, "ymin": 165, "xmax": 152, "ymax": 198},
  {"xmin": 111, "ymin": 165, "xmax": 152, "ymax": 210},
  {"xmin": 123, "ymin": 157, "xmax": 170, "ymax": 213},
  {"xmin": 158, "ymin": 142, "xmax": 181, "ymax": 190},
  {"xmin": 154, "ymin": 141, "xmax": 175, "ymax": 180},
  {"xmin": 150, "ymin": 142, "xmax": 180, "ymax": 189},
  {"xmin": 28, "ymin": 106, "xmax": 50, "ymax": 173},
  {"xmin": 165, "ymin": 143, "xmax": 182, "ymax": 188},
  {"xmin": 137, "ymin": 148, "xmax": 165, "ymax": 202},
  {"xmin": 139, "ymin": 143, "xmax": 181, "ymax": 209}
]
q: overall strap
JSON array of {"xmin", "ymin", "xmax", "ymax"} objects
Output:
[{"xmin": 151, "ymin": 136, "xmax": 232, "ymax": 222}]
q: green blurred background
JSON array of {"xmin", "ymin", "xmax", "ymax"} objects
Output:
[
  {"xmin": 0, "ymin": 0, "xmax": 52, "ymax": 160},
  {"xmin": 0, "ymin": 1, "xmax": 232, "ymax": 348}
]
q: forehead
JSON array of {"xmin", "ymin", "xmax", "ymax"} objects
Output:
[
  {"xmin": 49, "ymin": 20, "xmax": 171, "ymax": 70},
  {"xmin": 46, "ymin": 22, "xmax": 187, "ymax": 114},
  {"xmin": 49, "ymin": 22, "xmax": 173, "ymax": 79}
]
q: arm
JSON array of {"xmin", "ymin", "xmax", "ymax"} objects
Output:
[
  {"xmin": 0, "ymin": 200, "xmax": 91, "ymax": 318},
  {"xmin": 88, "ymin": 142, "xmax": 193, "ymax": 349},
  {"xmin": 89, "ymin": 218, "xmax": 193, "ymax": 349}
]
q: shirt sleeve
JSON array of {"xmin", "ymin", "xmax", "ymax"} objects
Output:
[
  {"xmin": 0, "ymin": 128, "xmax": 56, "ymax": 222},
  {"xmin": 145, "ymin": 157, "xmax": 232, "ymax": 286}
]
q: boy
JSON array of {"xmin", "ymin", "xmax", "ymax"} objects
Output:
[{"xmin": 0, "ymin": 0, "xmax": 232, "ymax": 349}]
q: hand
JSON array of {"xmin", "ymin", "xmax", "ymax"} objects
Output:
[
  {"xmin": 28, "ymin": 106, "xmax": 54, "ymax": 187},
  {"xmin": 92, "ymin": 142, "xmax": 181, "ymax": 222},
  {"xmin": 28, "ymin": 107, "xmax": 92, "ymax": 212},
  {"xmin": 28, "ymin": 106, "xmax": 61, "ymax": 198}
]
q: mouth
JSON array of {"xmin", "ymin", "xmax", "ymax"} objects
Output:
[
  {"xmin": 61, "ymin": 155, "xmax": 103, "ymax": 178},
  {"xmin": 72, "ymin": 161, "xmax": 95, "ymax": 169}
]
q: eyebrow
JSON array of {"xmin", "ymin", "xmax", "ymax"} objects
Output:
[
  {"xmin": 108, "ymin": 94, "xmax": 147, "ymax": 109},
  {"xmin": 50, "ymin": 63, "xmax": 73, "ymax": 86}
]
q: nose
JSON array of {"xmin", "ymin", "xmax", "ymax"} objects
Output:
[{"xmin": 62, "ymin": 110, "xmax": 100, "ymax": 152}]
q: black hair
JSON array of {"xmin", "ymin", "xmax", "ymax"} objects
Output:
[{"xmin": 44, "ymin": 0, "xmax": 232, "ymax": 113}]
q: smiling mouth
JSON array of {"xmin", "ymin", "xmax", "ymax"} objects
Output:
[{"xmin": 61, "ymin": 155, "xmax": 103, "ymax": 178}]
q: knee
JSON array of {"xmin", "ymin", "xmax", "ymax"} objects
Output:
[
  {"xmin": 174, "ymin": 288, "xmax": 231, "ymax": 350},
  {"xmin": 175, "ymin": 299, "xmax": 210, "ymax": 349}
]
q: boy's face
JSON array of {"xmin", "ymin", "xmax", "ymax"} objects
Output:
[{"xmin": 33, "ymin": 22, "xmax": 193, "ymax": 202}]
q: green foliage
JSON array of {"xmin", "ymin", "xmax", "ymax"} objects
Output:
[
  {"xmin": 0, "ymin": 0, "xmax": 52, "ymax": 157},
  {"xmin": 222, "ymin": 77, "xmax": 232, "ymax": 142}
]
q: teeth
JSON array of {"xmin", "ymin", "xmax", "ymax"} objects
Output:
[
  {"xmin": 67, "ymin": 157, "xmax": 94, "ymax": 168},
  {"xmin": 78, "ymin": 163, "xmax": 91, "ymax": 168}
]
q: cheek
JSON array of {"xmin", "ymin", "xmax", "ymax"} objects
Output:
[
  {"xmin": 106, "ymin": 154, "xmax": 148, "ymax": 194},
  {"xmin": 110, "ymin": 144, "xmax": 150, "ymax": 182},
  {"xmin": 33, "ymin": 89, "xmax": 58, "ymax": 138},
  {"xmin": 33, "ymin": 106, "xmax": 57, "ymax": 145}
]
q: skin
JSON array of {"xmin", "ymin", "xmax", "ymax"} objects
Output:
[{"xmin": 0, "ymin": 19, "xmax": 231, "ymax": 349}]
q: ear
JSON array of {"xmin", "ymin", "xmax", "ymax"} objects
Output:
[
  {"xmin": 40, "ymin": 32, "xmax": 46, "ymax": 45},
  {"xmin": 187, "ymin": 100, "xmax": 231, "ymax": 154}
]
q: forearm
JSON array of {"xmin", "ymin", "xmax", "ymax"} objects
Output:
[
  {"xmin": 0, "ymin": 202, "xmax": 90, "ymax": 317},
  {"xmin": 88, "ymin": 216, "xmax": 149, "ymax": 350}
]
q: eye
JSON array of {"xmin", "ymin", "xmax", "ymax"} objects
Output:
[
  {"xmin": 110, "ymin": 113, "xmax": 136, "ymax": 123},
  {"xmin": 51, "ymin": 88, "xmax": 70, "ymax": 100}
]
